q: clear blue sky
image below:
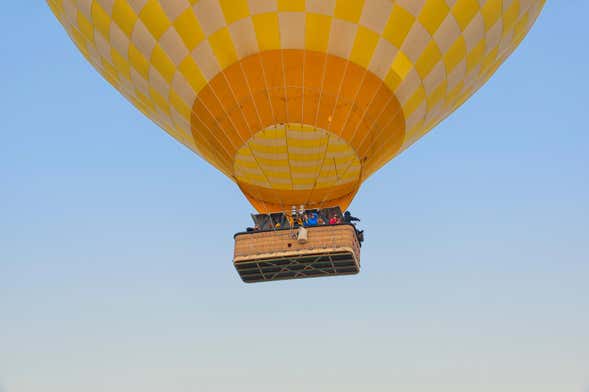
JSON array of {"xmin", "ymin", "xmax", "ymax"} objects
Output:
[{"xmin": 1, "ymin": 2, "xmax": 588, "ymax": 392}]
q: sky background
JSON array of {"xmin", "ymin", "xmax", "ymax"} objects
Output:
[{"xmin": 1, "ymin": 2, "xmax": 588, "ymax": 392}]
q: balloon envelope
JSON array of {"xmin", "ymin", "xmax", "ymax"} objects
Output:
[{"xmin": 48, "ymin": 0, "xmax": 545, "ymax": 212}]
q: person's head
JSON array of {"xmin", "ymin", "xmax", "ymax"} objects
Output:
[{"xmin": 344, "ymin": 211, "xmax": 351, "ymax": 217}]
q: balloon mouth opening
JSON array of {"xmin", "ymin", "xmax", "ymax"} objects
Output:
[
  {"xmin": 234, "ymin": 123, "xmax": 361, "ymax": 190},
  {"xmin": 233, "ymin": 123, "xmax": 362, "ymax": 213}
]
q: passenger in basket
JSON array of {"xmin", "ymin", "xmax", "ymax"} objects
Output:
[
  {"xmin": 329, "ymin": 215, "xmax": 338, "ymax": 225},
  {"xmin": 343, "ymin": 211, "xmax": 360, "ymax": 224},
  {"xmin": 307, "ymin": 212, "xmax": 318, "ymax": 226},
  {"xmin": 302, "ymin": 213, "xmax": 309, "ymax": 225}
]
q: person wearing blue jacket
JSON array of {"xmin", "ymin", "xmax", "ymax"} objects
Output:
[{"xmin": 306, "ymin": 212, "xmax": 318, "ymax": 226}]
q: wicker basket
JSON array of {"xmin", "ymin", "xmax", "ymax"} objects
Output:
[{"xmin": 233, "ymin": 224, "xmax": 361, "ymax": 283}]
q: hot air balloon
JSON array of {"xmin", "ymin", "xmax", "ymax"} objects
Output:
[{"xmin": 48, "ymin": 0, "xmax": 545, "ymax": 282}]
